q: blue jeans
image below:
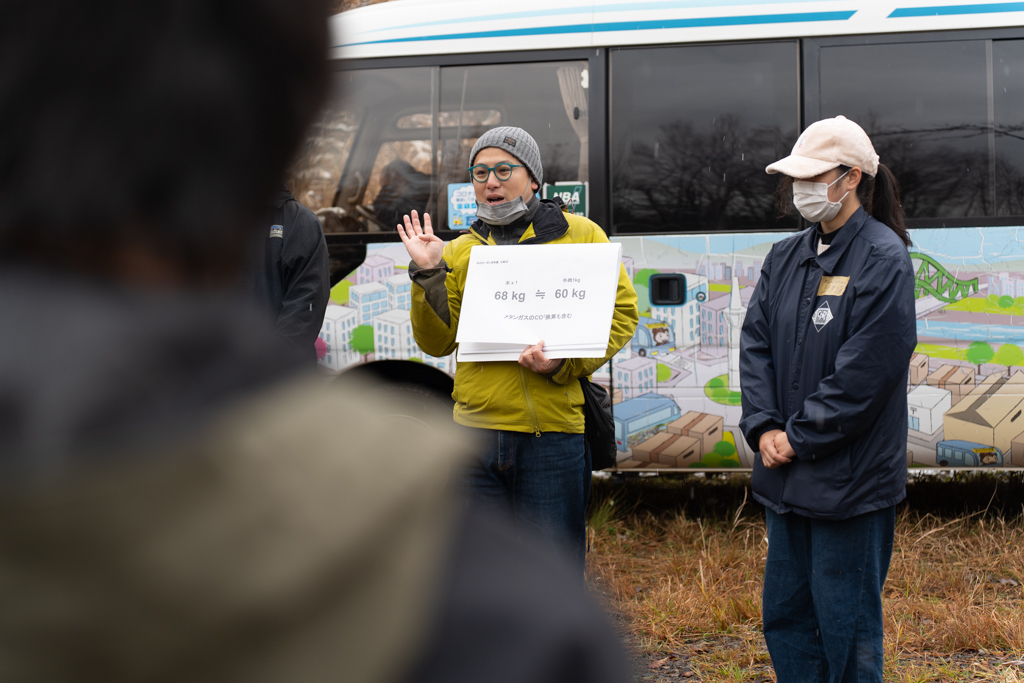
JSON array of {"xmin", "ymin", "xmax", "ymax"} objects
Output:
[
  {"xmin": 763, "ymin": 506, "xmax": 896, "ymax": 683},
  {"xmin": 461, "ymin": 430, "xmax": 590, "ymax": 571}
]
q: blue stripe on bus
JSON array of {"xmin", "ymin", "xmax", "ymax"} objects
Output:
[
  {"xmin": 889, "ymin": 2, "xmax": 1024, "ymax": 16},
  {"xmin": 338, "ymin": 10, "xmax": 858, "ymax": 48},
  {"xmin": 354, "ymin": 0, "xmax": 824, "ymax": 36}
]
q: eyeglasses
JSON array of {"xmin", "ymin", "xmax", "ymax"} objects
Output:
[{"xmin": 467, "ymin": 163, "xmax": 524, "ymax": 183}]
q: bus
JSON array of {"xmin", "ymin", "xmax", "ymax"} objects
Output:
[
  {"xmin": 935, "ymin": 441, "xmax": 1004, "ymax": 467},
  {"xmin": 300, "ymin": 0, "xmax": 1024, "ymax": 471}
]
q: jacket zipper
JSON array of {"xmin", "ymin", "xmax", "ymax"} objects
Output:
[{"xmin": 517, "ymin": 366, "xmax": 542, "ymax": 437}]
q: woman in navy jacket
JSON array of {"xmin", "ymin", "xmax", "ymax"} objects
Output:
[{"xmin": 739, "ymin": 116, "xmax": 917, "ymax": 683}]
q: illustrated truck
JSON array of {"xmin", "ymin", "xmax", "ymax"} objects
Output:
[{"xmin": 613, "ymin": 393, "xmax": 681, "ymax": 452}]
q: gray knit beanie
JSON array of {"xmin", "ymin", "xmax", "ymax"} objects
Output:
[{"xmin": 469, "ymin": 126, "xmax": 543, "ymax": 187}]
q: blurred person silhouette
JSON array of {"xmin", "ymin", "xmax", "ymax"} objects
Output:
[
  {"xmin": 242, "ymin": 184, "xmax": 330, "ymax": 364},
  {"xmin": 0, "ymin": 2, "xmax": 630, "ymax": 683},
  {"xmin": 373, "ymin": 159, "xmax": 431, "ymax": 229}
]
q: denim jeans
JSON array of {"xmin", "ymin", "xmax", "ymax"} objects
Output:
[
  {"xmin": 763, "ymin": 506, "xmax": 896, "ymax": 683},
  {"xmin": 461, "ymin": 430, "xmax": 590, "ymax": 571}
]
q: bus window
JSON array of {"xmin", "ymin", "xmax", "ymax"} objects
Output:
[
  {"xmin": 363, "ymin": 141, "xmax": 433, "ymax": 231},
  {"xmin": 288, "ymin": 108, "xmax": 358, "ymax": 223},
  {"xmin": 994, "ymin": 40, "xmax": 1024, "ymax": 217},
  {"xmin": 820, "ymin": 41, "xmax": 995, "ymax": 220},
  {"xmin": 436, "ymin": 61, "xmax": 589, "ymax": 228},
  {"xmin": 289, "ymin": 67, "xmax": 435, "ymax": 233},
  {"xmin": 609, "ymin": 42, "xmax": 799, "ymax": 234}
]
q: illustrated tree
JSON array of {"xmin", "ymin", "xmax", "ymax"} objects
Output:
[
  {"xmin": 993, "ymin": 343, "xmax": 1024, "ymax": 378},
  {"xmin": 657, "ymin": 362, "xmax": 672, "ymax": 383},
  {"xmin": 965, "ymin": 341, "xmax": 995, "ymax": 376},
  {"xmin": 633, "ymin": 268, "xmax": 659, "ymax": 288},
  {"xmin": 350, "ymin": 324, "xmax": 375, "ymax": 360}
]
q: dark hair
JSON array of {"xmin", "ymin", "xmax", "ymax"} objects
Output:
[
  {"xmin": 0, "ymin": 0, "xmax": 329, "ymax": 276},
  {"xmin": 774, "ymin": 163, "xmax": 911, "ymax": 247}
]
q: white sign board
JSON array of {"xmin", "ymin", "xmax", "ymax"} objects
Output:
[{"xmin": 456, "ymin": 243, "xmax": 623, "ymax": 361}]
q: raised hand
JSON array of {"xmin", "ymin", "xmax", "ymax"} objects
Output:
[{"xmin": 397, "ymin": 210, "xmax": 444, "ymax": 270}]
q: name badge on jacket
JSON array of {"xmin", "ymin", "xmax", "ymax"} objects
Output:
[{"xmin": 817, "ymin": 276, "xmax": 849, "ymax": 296}]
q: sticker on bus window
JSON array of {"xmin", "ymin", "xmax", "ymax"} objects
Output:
[{"xmin": 448, "ymin": 183, "xmax": 477, "ymax": 229}]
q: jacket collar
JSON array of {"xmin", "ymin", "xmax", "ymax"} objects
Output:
[
  {"xmin": 470, "ymin": 198, "xmax": 569, "ymax": 245},
  {"xmin": 800, "ymin": 206, "xmax": 869, "ymax": 274}
]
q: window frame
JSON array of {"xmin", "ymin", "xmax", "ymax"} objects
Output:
[
  {"xmin": 606, "ymin": 38, "xmax": 803, "ymax": 236},
  {"xmin": 804, "ymin": 26, "xmax": 1024, "ymax": 229},
  {"xmin": 320, "ymin": 25, "xmax": 1024, "ymax": 249},
  {"xmin": 324, "ymin": 48, "xmax": 609, "ymax": 245}
]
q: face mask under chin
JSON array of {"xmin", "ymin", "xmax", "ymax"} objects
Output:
[
  {"xmin": 475, "ymin": 181, "xmax": 532, "ymax": 226},
  {"xmin": 792, "ymin": 171, "xmax": 849, "ymax": 224}
]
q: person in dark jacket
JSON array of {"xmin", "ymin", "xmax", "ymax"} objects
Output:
[
  {"xmin": 739, "ymin": 116, "xmax": 917, "ymax": 683},
  {"xmin": 245, "ymin": 187, "xmax": 330, "ymax": 363},
  {"xmin": 0, "ymin": 2, "xmax": 631, "ymax": 682}
]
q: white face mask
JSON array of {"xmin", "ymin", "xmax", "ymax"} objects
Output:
[
  {"xmin": 792, "ymin": 171, "xmax": 849, "ymax": 224},
  {"xmin": 475, "ymin": 179, "xmax": 531, "ymax": 226}
]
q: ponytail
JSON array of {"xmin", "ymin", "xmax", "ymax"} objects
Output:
[
  {"xmin": 837, "ymin": 163, "xmax": 911, "ymax": 247},
  {"xmin": 868, "ymin": 164, "xmax": 911, "ymax": 247}
]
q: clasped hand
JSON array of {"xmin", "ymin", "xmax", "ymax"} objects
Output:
[{"xmin": 759, "ymin": 429, "xmax": 796, "ymax": 469}]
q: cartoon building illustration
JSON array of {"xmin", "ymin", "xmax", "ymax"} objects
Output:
[
  {"xmin": 372, "ymin": 308, "xmax": 417, "ymax": 361},
  {"xmin": 357, "ymin": 254, "xmax": 394, "ymax": 284},
  {"xmin": 908, "ymin": 385, "xmax": 951, "ymax": 436},
  {"xmin": 1011, "ymin": 433, "xmax": 1024, "ymax": 467},
  {"xmin": 591, "ymin": 345, "xmax": 631, "ymax": 390},
  {"xmin": 926, "ymin": 364, "xmax": 974, "ymax": 405},
  {"xmin": 727, "ymin": 273, "xmax": 744, "ymax": 391},
  {"xmin": 318, "ymin": 304, "xmax": 360, "ymax": 371},
  {"xmin": 909, "ymin": 353, "xmax": 929, "ymax": 387},
  {"xmin": 631, "ymin": 431, "xmax": 702, "ymax": 468},
  {"xmin": 700, "ymin": 296, "xmax": 729, "ymax": 350},
  {"xmin": 621, "ymin": 255, "xmax": 634, "ymax": 281},
  {"xmin": 615, "ymin": 355, "xmax": 657, "ymax": 401},
  {"xmin": 421, "ymin": 352, "xmax": 456, "ymax": 376},
  {"xmin": 668, "ymin": 411, "xmax": 725, "ymax": 458},
  {"xmin": 650, "ymin": 273, "xmax": 708, "ymax": 350},
  {"xmin": 349, "ymin": 281, "xmax": 388, "ymax": 324},
  {"xmin": 943, "ymin": 371, "xmax": 1024, "ymax": 457},
  {"xmin": 383, "ymin": 273, "xmax": 412, "ymax": 311},
  {"xmin": 988, "ymin": 272, "xmax": 1024, "ymax": 298},
  {"xmin": 334, "ymin": 227, "xmax": 1024, "ymax": 471}
]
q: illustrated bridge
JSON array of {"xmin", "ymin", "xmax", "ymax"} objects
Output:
[{"xmin": 909, "ymin": 253, "xmax": 980, "ymax": 303}]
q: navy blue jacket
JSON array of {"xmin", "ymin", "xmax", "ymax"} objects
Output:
[
  {"xmin": 244, "ymin": 188, "xmax": 329, "ymax": 364},
  {"xmin": 739, "ymin": 207, "xmax": 916, "ymax": 520}
]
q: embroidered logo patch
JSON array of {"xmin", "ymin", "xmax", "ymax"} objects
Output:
[
  {"xmin": 503, "ymin": 136, "xmax": 517, "ymax": 147},
  {"xmin": 269, "ymin": 225, "xmax": 284, "ymax": 238},
  {"xmin": 812, "ymin": 301, "xmax": 834, "ymax": 332}
]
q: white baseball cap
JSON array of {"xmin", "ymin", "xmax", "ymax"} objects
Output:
[{"xmin": 766, "ymin": 115, "xmax": 880, "ymax": 179}]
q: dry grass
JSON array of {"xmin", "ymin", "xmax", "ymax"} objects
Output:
[{"xmin": 587, "ymin": 473, "xmax": 1024, "ymax": 682}]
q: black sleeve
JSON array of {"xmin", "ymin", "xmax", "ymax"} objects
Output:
[
  {"xmin": 739, "ymin": 248, "xmax": 784, "ymax": 452},
  {"xmin": 401, "ymin": 510, "xmax": 631, "ymax": 683},
  {"xmin": 277, "ymin": 201, "xmax": 329, "ymax": 357}
]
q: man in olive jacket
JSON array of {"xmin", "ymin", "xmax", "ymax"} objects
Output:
[{"xmin": 398, "ymin": 126, "xmax": 639, "ymax": 570}]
